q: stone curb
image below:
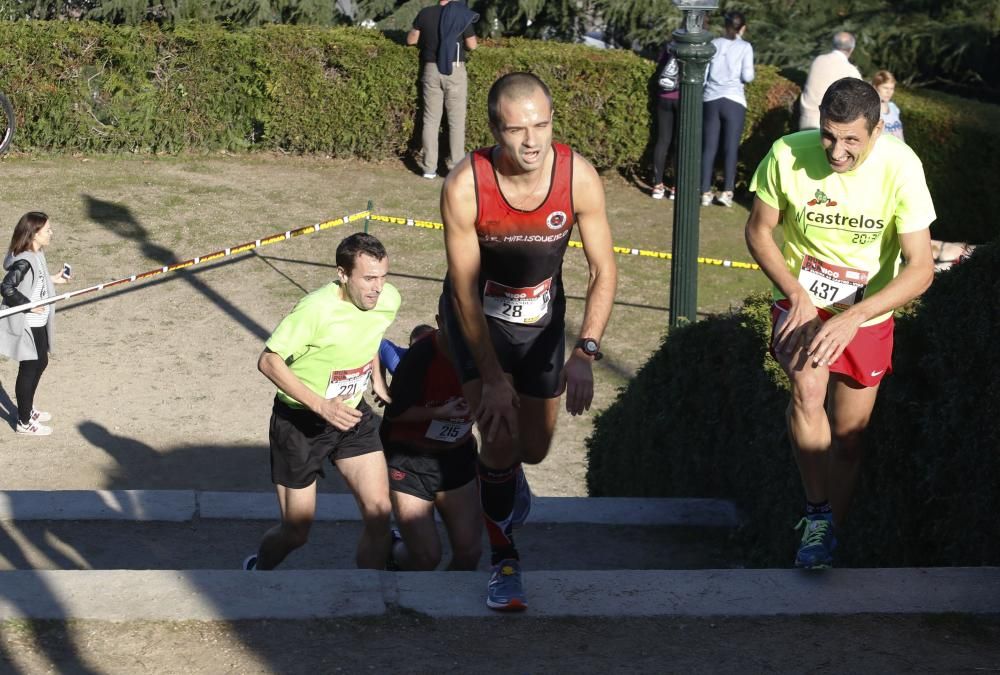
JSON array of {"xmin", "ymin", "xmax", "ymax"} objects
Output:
[
  {"xmin": 0, "ymin": 568, "xmax": 996, "ymax": 620},
  {"xmin": 0, "ymin": 490, "xmax": 741, "ymax": 527}
]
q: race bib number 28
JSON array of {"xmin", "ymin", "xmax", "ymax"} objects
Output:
[
  {"xmin": 483, "ymin": 278, "xmax": 552, "ymax": 324},
  {"xmin": 798, "ymin": 255, "xmax": 869, "ymax": 310}
]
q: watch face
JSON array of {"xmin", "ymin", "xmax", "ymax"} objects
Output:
[{"xmin": 583, "ymin": 339, "xmax": 599, "ymax": 354}]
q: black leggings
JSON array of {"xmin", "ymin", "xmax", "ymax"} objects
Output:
[
  {"xmin": 652, "ymin": 96, "xmax": 680, "ymax": 186},
  {"xmin": 701, "ymin": 97, "xmax": 747, "ymax": 193},
  {"xmin": 16, "ymin": 325, "xmax": 49, "ymax": 425}
]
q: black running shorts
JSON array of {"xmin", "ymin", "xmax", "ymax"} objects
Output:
[
  {"xmin": 438, "ymin": 289, "xmax": 566, "ymax": 399},
  {"xmin": 384, "ymin": 438, "xmax": 478, "ymax": 501},
  {"xmin": 269, "ymin": 397, "xmax": 383, "ymax": 489}
]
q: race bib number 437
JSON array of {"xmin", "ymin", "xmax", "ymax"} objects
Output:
[
  {"xmin": 325, "ymin": 361, "xmax": 372, "ymax": 403},
  {"xmin": 798, "ymin": 255, "xmax": 869, "ymax": 310},
  {"xmin": 483, "ymin": 278, "xmax": 552, "ymax": 324}
]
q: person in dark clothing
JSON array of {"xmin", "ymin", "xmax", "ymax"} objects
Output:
[{"xmin": 407, "ymin": 1, "xmax": 479, "ymax": 180}]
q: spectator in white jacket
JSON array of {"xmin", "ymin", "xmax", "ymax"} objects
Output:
[
  {"xmin": 701, "ymin": 11, "xmax": 754, "ymax": 208},
  {"xmin": 799, "ymin": 32, "xmax": 862, "ymax": 130}
]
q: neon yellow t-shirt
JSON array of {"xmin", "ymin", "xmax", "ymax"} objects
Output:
[
  {"xmin": 265, "ymin": 282, "xmax": 401, "ymax": 409},
  {"xmin": 750, "ymin": 130, "xmax": 935, "ymax": 325}
]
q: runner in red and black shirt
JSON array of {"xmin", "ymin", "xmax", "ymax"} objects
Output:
[
  {"xmin": 380, "ymin": 327, "xmax": 482, "ymax": 571},
  {"xmin": 440, "ymin": 72, "xmax": 618, "ymax": 610}
]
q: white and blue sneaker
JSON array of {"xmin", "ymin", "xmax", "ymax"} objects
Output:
[
  {"xmin": 242, "ymin": 554, "xmax": 258, "ymax": 571},
  {"xmin": 487, "ymin": 559, "xmax": 527, "ymax": 611}
]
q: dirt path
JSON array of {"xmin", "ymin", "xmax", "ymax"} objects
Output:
[
  {"xmin": 0, "ymin": 155, "xmax": 674, "ymax": 498},
  {"xmin": 2, "ymin": 614, "xmax": 998, "ymax": 674}
]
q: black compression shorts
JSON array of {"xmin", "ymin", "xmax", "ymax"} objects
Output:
[
  {"xmin": 384, "ymin": 439, "xmax": 478, "ymax": 501},
  {"xmin": 438, "ymin": 289, "xmax": 565, "ymax": 399},
  {"xmin": 269, "ymin": 397, "xmax": 382, "ymax": 488}
]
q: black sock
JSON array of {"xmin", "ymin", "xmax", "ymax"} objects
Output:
[
  {"xmin": 478, "ymin": 460, "xmax": 518, "ymax": 564},
  {"xmin": 805, "ymin": 500, "xmax": 832, "ymax": 517}
]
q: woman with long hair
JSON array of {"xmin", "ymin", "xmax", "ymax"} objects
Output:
[
  {"xmin": 700, "ymin": 11, "xmax": 754, "ymax": 208},
  {"xmin": 1, "ymin": 212, "xmax": 71, "ymax": 435}
]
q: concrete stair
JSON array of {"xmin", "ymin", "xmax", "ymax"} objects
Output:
[{"xmin": 0, "ymin": 490, "xmax": 996, "ymax": 619}]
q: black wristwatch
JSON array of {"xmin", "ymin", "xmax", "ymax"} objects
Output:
[{"xmin": 575, "ymin": 337, "xmax": 603, "ymax": 361}]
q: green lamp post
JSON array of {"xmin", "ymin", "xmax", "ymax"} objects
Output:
[{"xmin": 669, "ymin": 0, "xmax": 719, "ymax": 328}]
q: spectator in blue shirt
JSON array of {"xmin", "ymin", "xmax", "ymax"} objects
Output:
[{"xmin": 700, "ymin": 11, "xmax": 754, "ymax": 208}]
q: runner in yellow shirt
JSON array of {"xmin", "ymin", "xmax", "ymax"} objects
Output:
[
  {"xmin": 245, "ymin": 232, "xmax": 400, "ymax": 571},
  {"xmin": 745, "ymin": 77, "xmax": 935, "ymax": 569}
]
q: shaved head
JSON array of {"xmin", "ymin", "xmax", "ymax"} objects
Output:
[{"xmin": 487, "ymin": 72, "xmax": 553, "ymax": 129}]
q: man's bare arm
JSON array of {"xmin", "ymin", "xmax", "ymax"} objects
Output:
[
  {"xmin": 406, "ymin": 28, "xmax": 420, "ymax": 46},
  {"xmin": 442, "ymin": 157, "xmax": 519, "ymax": 441},
  {"xmin": 562, "ymin": 154, "xmax": 618, "ymax": 415},
  {"xmin": 257, "ymin": 349, "xmax": 361, "ymax": 431},
  {"xmin": 807, "ymin": 228, "xmax": 933, "ymax": 366},
  {"xmin": 745, "ymin": 196, "xmax": 819, "ymax": 353},
  {"xmin": 442, "ymin": 157, "xmax": 504, "ymax": 384},
  {"xmin": 572, "ymin": 153, "xmax": 617, "ymax": 349}
]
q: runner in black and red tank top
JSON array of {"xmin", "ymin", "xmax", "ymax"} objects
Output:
[
  {"xmin": 439, "ymin": 73, "xmax": 618, "ymax": 611},
  {"xmin": 379, "ymin": 327, "xmax": 483, "ymax": 571},
  {"xmin": 467, "ymin": 141, "xmax": 575, "ymax": 329}
]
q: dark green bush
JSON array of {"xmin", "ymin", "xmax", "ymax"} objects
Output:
[
  {"xmin": 0, "ymin": 21, "xmax": 995, "ymax": 241},
  {"xmin": 587, "ymin": 245, "xmax": 1000, "ymax": 568},
  {"xmin": 0, "ymin": 21, "xmax": 796, "ymax": 171},
  {"xmin": 894, "ymin": 88, "xmax": 1000, "ymax": 244}
]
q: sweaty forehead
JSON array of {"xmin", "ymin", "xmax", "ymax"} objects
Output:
[
  {"xmin": 497, "ymin": 91, "xmax": 552, "ymax": 124},
  {"xmin": 821, "ymin": 117, "xmax": 871, "ymax": 140},
  {"xmin": 350, "ymin": 253, "xmax": 388, "ymax": 275}
]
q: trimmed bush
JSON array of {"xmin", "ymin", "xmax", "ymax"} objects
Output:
[
  {"xmin": 0, "ymin": 21, "xmax": 796, "ymax": 171},
  {"xmin": 0, "ymin": 21, "xmax": 995, "ymax": 240},
  {"xmin": 586, "ymin": 244, "xmax": 1000, "ymax": 568},
  {"xmin": 893, "ymin": 88, "xmax": 1000, "ymax": 244}
]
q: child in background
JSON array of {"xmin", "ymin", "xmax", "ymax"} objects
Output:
[{"xmin": 873, "ymin": 70, "xmax": 904, "ymax": 142}]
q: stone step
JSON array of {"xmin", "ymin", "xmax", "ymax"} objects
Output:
[
  {"xmin": 0, "ymin": 490, "xmax": 742, "ymax": 527},
  {"xmin": 0, "ymin": 519, "xmax": 733, "ymax": 572},
  {"xmin": 0, "ymin": 568, "xmax": 996, "ymax": 620}
]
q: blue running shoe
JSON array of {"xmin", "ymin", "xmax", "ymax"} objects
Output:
[
  {"xmin": 511, "ymin": 466, "xmax": 532, "ymax": 528},
  {"xmin": 242, "ymin": 554, "xmax": 258, "ymax": 571},
  {"xmin": 487, "ymin": 559, "xmax": 527, "ymax": 611},
  {"xmin": 794, "ymin": 514, "xmax": 836, "ymax": 569}
]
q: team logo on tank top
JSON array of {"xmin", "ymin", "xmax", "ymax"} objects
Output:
[{"xmin": 546, "ymin": 211, "xmax": 568, "ymax": 230}]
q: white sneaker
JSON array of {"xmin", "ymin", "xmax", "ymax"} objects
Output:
[
  {"xmin": 701, "ymin": 191, "xmax": 714, "ymax": 207},
  {"xmin": 715, "ymin": 191, "xmax": 734, "ymax": 208},
  {"xmin": 31, "ymin": 409, "xmax": 52, "ymax": 423},
  {"xmin": 16, "ymin": 420, "xmax": 52, "ymax": 436},
  {"xmin": 421, "ymin": 172, "xmax": 437, "ymax": 180},
  {"xmin": 651, "ymin": 184, "xmax": 666, "ymax": 200}
]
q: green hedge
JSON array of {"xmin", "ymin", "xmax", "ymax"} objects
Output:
[
  {"xmin": 0, "ymin": 21, "xmax": 995, "ymax": 241},
  {"xmin": 893, "ymin": 88, "xmax": 1000, "ymax": 244},
  {"xmin": 586, "ymin": 243, "xmax": 1000, "ymax": 568},
  {"xmin": 0, "ymin": 21, "xmax": 797, "ymax": 170}
]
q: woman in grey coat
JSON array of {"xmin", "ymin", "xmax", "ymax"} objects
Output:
[{"xmin": 1, "ymin": 212, "xmax": 71, "ymax": 435}]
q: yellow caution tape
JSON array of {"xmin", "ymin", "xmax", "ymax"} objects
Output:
[
  {"xmin": 368, "ymin": 213, "xmax": 759, "ymax": 271},
  {"xmin": 0, "ymin": 210, "xmax": 371, "ymax": 319}
]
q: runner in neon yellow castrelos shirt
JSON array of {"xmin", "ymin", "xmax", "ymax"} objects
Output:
[
  {"xmin": 751, "ymin": 128, "xmax": 935, "ymax": 326},
  {"xmin": 267, "ymin": 280, "xmax": 400, "ymax": 410},
  {"xmin": 745, "ymin": 78, "xmax": 935, "ymax": 572},
  {"xmin": 246, "ymin": 233, "xmax": 401, "ymax": 573}
]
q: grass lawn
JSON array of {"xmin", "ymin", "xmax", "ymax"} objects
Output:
[{"xmin": 0, "ymin": 152, "xmax": 769, "ymax": 495}]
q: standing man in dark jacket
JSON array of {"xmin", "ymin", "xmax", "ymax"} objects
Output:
[{"xmin": 408, "ymin": 0, "xmax": 478, "ymax": 180}]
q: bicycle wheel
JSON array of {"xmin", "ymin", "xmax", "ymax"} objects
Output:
[{"xmin": 0, "ymin": 92, "xmax": 15, "ymax": 155}]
